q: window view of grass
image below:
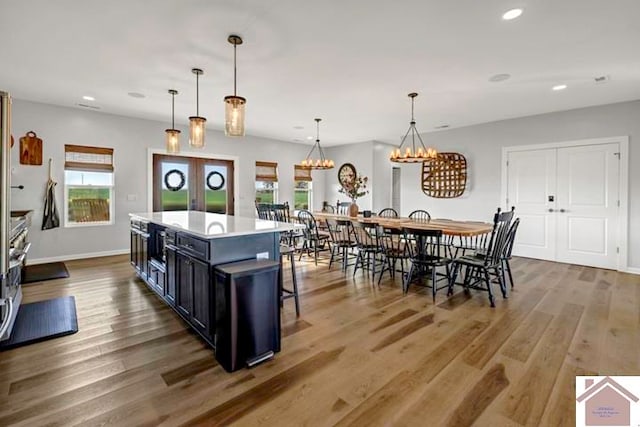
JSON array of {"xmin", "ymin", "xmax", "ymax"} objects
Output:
[
  {"xmin": 161, "ymin": 190, "xmax": 227, "ymax": 213},
  {"xmin": 68, "ymin": 187, "xmax": 111, "ymax": 223},
  {"xmin": 294, "ymin": 181, "xmax": 311, "ymax": 210},
  {"xmin": 255, "ymin": 181, "xmax": 276, "ymax": 204},
  {"xmin": 205, "ymin": 190, "xmax": 227, "ymax": 213}
]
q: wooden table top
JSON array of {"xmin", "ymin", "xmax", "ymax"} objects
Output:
[{"xmin": 312, "ymin": 212, "xmax": 493, "ymax": 237}]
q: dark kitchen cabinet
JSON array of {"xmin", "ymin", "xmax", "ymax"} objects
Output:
[
  {"xmin": 165, "ymin": 247, "xmax": 176, "ymax": 306},
  {"xmin": 175, "ymin": 251, "xmax": 212, "ymax": 340}
]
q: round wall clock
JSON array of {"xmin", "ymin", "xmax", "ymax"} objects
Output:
[{"xmin": 338, "ymin": 163, "xmax": 357, "ymax": 188}]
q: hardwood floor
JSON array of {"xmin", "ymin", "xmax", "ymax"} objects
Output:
[{"xmin": 0, "ymin": 254, "xmax": 638, "ymax": 426}]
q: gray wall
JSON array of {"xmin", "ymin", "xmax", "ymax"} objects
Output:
[
  {"xmin": 324, "ymin": 141, "xmax": 374, "ymax": 210},
  {"xmin": 10, "ymin": 99, "xmax": 324, "ymax": 262},
  {"xmin": 398, "ymin": 100, "xmax": 640, "ymax": 269}
]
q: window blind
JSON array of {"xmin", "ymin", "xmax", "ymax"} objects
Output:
[
  {"xmin": 65, "ymin": 145, "xmax": 114, "ymax": 172},
  {"xmin": 255, "ymin": 161, "xmax": 278, "ymax": 182},
  {"xmin": 294, "ymin": 165, "xmax": 312, "ymax": 182}
]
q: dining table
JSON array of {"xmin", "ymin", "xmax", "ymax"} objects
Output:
[{"xmin": 312, "ymin": 212, "xmax": 493, "ymax": 237}]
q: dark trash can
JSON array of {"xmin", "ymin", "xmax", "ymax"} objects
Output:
[{"xmin": 214, "ymin": 259, "xmax": 281, "ymax": 372}]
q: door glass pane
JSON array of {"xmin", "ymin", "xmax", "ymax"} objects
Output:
[
  {"xmin": 204, "ymin": 164, "xmax": 227, "ymax": 213},
  {"xmin": 161, "ymin": 162, "xmax": 189, "ymax": 211}
]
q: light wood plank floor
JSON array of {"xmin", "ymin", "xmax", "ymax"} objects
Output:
[{"xmin": 0, "ymin": 254, "xmax": 638, "ymax": 426}]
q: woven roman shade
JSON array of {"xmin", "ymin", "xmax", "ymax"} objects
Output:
[
  {"xmin": 294, "ymin": 165, "xmax": 312, "ymax": 182},
  {"xmin": 255, "ymin": 161, "xmax": 278, "ymax": 182},
  {"xmin": 65, "ymin": 145, "xmax": 114, "ymax": 172}
]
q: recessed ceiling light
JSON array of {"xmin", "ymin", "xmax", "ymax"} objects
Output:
[
  {"xmin": 502, "ymin": 8, "xmax": 523, "ymax": 20},
  {"xmin": 128, "ymin": 92, "xmax": 146, "ymax": 99},
  {"xmin": 552, "ymin": 84, "xmax": 567, "ymax": 91},
  {"xmin": 306, "ymin": 136, "xmax": 314, "ymax": 140},
  {"xmin": 82, "ymin": 95, "xmax": 95, "ymax": 101},
  {"xmin": 489, "ymin": 73, "xmax": 511, "ymax": 82}
]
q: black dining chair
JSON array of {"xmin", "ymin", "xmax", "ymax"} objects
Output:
[
  {"xmin": 501, "ymin": 218, "xmax": 520, "ymax": 289},
  {"xmin": 403, "ymin": 227, "xmax": 452, "ymax": 302},
  {"xmin": 378, "ymin": 227, "xmax": 411, "ymax": 286},
  {"xmin": 351, "ymin": 221, "xmax": 383, "ymax": 279},
  {"xmin": 409, "ymin": 209, "xmax": 431, "ymax": 221},
  {"xmin": 447, "ymin": 207, "xmax": 515, "ymax": 307},
  {"xmin": 378, "ymin": 208, "xmax": 398, "ymax": 218},
  {"xmin": 326, "ymin": 219, "xmax": 357, "ymax": 272},
  {"xmin": 255, "ymin": 202, "xmax": 271, "ymax": 220},
  {"xmin": 297, "ymin": 210, "xmax": 330, "ymax": 265}
]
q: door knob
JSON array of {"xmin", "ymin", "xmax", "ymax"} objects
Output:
[{"xmin": 548, "ymin": 208, "xmax": 554, "ymax": 213}]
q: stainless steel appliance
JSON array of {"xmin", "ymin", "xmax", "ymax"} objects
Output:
[{"xmin": 1, "ymin": 91, "xmax": 24, "ymax": 342}]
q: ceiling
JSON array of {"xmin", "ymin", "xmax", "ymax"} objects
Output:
[{"xmin": 1, "ymin": 0, "xmax": 639, "ymax": 145}]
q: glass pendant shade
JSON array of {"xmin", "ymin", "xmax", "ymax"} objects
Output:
[
  {"xmin": 189, "ymin": 68, "xmax": 206, "ymax": 148},
  {"xmin": 189, "ymin": 116, "xmax": 206, "ymax": 148},
  {"xmin": 165, "ymin": 89, "xmax": 180, "ymax": 154},
  {"xmin": 224, "ymin": 96, "xmax": 246, "ymax": 136},
  {"xmin": 165, "ymin": 129, "xmax": 181, "ymax": 154}
]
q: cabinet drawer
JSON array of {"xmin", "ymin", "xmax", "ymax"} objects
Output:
[
  {"xmin": 176, "ymin": 234, "xmax": 209, "ymax": 260},
  {"xmin": 165, "ymin": 229, "xmax": 176, "ymax": 245}
]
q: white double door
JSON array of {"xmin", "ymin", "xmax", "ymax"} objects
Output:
[{"xmin": 507, "ymin": 143, "xmax": 620, "ymax": 269}]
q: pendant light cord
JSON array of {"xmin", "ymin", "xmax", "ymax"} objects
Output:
[
  {"xmin": 171, "ymin": 92, "xmax": 175, "ymax": 128},
  {"xmin": 196, "ymin": 72, "xmax": 200, "ymax": 116},
  {"xmin": 233, "ymin": 43, "xmax": 237, "ymax": 96}
]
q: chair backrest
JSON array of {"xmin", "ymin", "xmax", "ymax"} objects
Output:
[
  {"xmin": 379, "ymin": 227, "xmax": 408, "ymax": 257},
  {"xmin": 502, "ymin": 218, "xmax": 520, "ymax": 259},
  {"xmin": 378, "ymin": 208, "xmax": 398, "ymax": 218},
  {"xmin": 336, "ymin": 202, "xmax": 351, "ymax": 215},
  {"xmin": 403, "ymin": 227, "xmax": 444, "ymax": 262},
  {"xmin": 271, "ymin": 202, "xmax": 292, "ymax": 223},
  {"xmin": 298, "ymin": 209, "xmax": 319, "ymax": 239},
  {"xmin": 483, "ymin": 207, "xmax": 515, "ymax": 266},
  {"xmin": 351, "ymin": 221, "xmax": 381, "ymax": 248},
  {"xmin": 326, "ymin": 218, "xmax": 354, "ymax": 244},
  {"xmin": 409, "ymin": 209, "xmax": 431, "ymax": 221},
  {"xmin": 255, "ymin": 202, "xmax": 271, "ymax": 220},
  {"xmin": 323, "ymin": 205, "xmax": 336, "ymax": 213}
]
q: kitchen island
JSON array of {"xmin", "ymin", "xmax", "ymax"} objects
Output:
[{"xmin": 129, "ymin": 211, "xmax": 300, "ymax": 370}]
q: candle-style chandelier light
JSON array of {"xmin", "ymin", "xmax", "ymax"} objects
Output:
[
  {"xmin": 390, "ymin": 92, "xmax": 437, "ymax": 163},
  {"xmin": 300, "ymin": 118, "xmax": 334, "ymax": 170}
]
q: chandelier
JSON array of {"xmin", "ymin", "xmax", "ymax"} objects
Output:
[
  {"xmin": 300, "ymin": 118, "xmax": 334, "ymax": 170},
  {"xmin": 390, "ymin": 92, "xmax": 437, "ymax": 163}
]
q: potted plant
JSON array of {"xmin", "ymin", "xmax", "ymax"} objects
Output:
[{"xmin": 338, "ymin": 174, "xmax": 369, "ymax": 217}]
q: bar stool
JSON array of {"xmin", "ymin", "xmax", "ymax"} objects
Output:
[{"xmin": 279, "ymin": 243, "xmax": 300, "ymax": 316}]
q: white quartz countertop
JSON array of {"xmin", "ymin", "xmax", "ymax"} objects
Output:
[{"xmin": 130, "ymin": 211, "xmax": 302, "ymax": 239}]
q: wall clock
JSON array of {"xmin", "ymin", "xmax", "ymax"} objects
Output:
[{"xmin": 338, "ymin": 163, "xmax": 357, "ymax": 188}]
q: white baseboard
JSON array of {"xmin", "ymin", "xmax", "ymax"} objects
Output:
[
  {"xmin": 624, "ymin": 266, "xmax": 640, "ymax": 275},
  {"xmin": 27, "ymin": 249, "xmax": 129, "ymax": 266}
]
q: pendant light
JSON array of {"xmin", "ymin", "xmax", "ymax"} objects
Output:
[
  {"xmin": 165, "ymin": 89, "xmax": 180, "ymax": 154},
  {"xmin": 189, "ymin": 68, "xmax": 206, "ymax": 148},
  {"xmin": 300, "ymin": 118, "xmax": 334, "ymax": 170},
  {"xmin": 390, "ymin": 92, "xmax": 437, "ymax": 163},
  {"xmin": 224, "ymin": 35, "xmax": 246, "ymax": 137}
]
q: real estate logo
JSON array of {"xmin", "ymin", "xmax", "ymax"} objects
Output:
[{"xmin": 576, "ymin": 376, "xmax": 640, "ymax": 426}]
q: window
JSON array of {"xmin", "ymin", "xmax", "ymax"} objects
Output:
[
  {"xmin": 64, "ymin": 144, "xmax": 114, "ymax": 226},
  {"xmin": 255, "ymin": 161, "xmax": 278, "ymax": 204},
  {"xmin": 294, "ymin": 165, "xmax": 312, "ymax": 210}
]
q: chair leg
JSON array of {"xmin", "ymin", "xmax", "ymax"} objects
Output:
[
  {"xmin": 329, "ymin": 245, "xmax": 336, "ymax": 269},
  {"xmin": 404, "ymin": 262, "xmax": 414, "ymax": 294},
  {"xmin": 496, "ymin": 267, "xmax": 507, "ymax": 298},
  {"xmin": 314, "ymin": 243, "xmax": 319, "ymax": 266},
  {"xmin": 483, "ymin": 268, "xmax": 496, "ymax": 308},
  {"xmin": 431, "ymin": 265, "xmax": 437, "ymax": 302},
  {"xmin": 353, "ymin": 250, "xmax": 362, "ymax": 277},
  {"xmin": 278, "ymin": 254, "xmax": 284, "ymax": 308},
  {"xmin": 506, "ymin": 259, "xmax": 515, "ymax": 289},
  {"xmin": 290, "ymin": 252, "xmax": 300, "ymax": 317}
]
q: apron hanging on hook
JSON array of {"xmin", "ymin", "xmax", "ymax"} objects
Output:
[{"xmin": 42, "ymin": 158, "xmax": 60, "ymax": 230}]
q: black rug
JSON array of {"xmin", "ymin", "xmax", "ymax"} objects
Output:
[
  {"xmin": 22, "ymin": 262, "xmax": 69, "ymax": 284},
  {"xmin": 0, "ymin": 296, "xmax": 78, "ymax": 350}
]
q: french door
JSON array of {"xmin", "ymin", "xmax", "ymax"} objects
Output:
[
  {"xmin": 507, "ymin": 143, "xmax": 619, "ymax": 269},
  {"xmin": 152, "ymin": 154, "xmax": 235, "ymax": 214}
]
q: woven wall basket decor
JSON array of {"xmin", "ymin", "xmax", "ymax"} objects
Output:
[{"xmin": 421, "ymin": 152, "xmax": 467, "ymax": 198}]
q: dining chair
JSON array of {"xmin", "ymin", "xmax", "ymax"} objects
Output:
[
  {"xmin": 378, "ymin": 208, "xmax": 399, "ymax": 218},
  {"xmin": 336, "ymin": 202, "xmax": 351, "ymax": 216},
  {"xmin": 323, "ymin": 204, "xmax": 336, "ymax": 213},
  {"xmin": 255, "ymin": 202, "xmax": 271, "ymax": 220},
  {"xmin": 351, "ymin": 220, "xmax": 383, "ymax": 279},
  {"xmin": 501, "ymin": 218, "xmax": 520, "ymax": 289},
  {"xmin": 377, "ymin": 227, "xmax": 410, "ymax": 286},
  {"xmin": 409, "ymin": 209, "xmax": 431, "ymax": 221},
  {"xmin": 297, "ymin": 210, "xmax": 330, "ymax": 265},
  {"xmin": 326, "ymin": 218, "xmax": 357, "ymax": 272},
  {"xmin": 403, "ymin": 227, "xmax": 452, "ymax": 301},
  {"xmin": 447, "ymin": 207, "xmax": 515, "ymax": 307}
]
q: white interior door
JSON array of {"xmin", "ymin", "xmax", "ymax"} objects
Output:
[
  {"xmin": 556, "ymin": 144, "xmax": 619, "ymax": 269},
  {"xmin": 507, "ymin": 149, "xmax": 557, "ymax": 260}
]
